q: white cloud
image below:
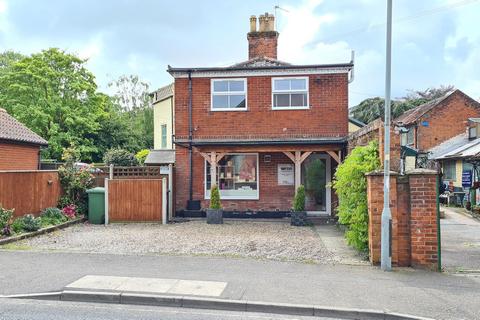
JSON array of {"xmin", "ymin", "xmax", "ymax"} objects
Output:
[
  {"xmin": 78, "ymin": 34, "xmax": 103, "ymax": 60},
  {"xmin": 277, "ymin": 0, "xmax": 350, "ymax": 64},
  {"xmin": 0, "ymin": 0, "xmax": 7, "ymax": 14}
]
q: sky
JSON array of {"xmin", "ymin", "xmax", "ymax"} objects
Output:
[{"xmin": 0, "ymin": 0, "xmax": 479, "ymax": 107}]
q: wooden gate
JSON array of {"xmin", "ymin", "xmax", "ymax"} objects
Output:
[{"xmin": 107, "ymin": 179, "xmax": 164, "ymax": 222}]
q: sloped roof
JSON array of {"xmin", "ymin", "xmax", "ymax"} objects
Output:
[
  {"xmin": 0, "ymin": 108, "xmax": 48, "ymax": 146},
  {"xmin": 230, "ymin": 56, "xmax": 291, "ymax": 68},
  {"xmin": 394, "ymin": 89, "xmax": 480, "ymax": 126},
  {"xmin": 151, "ymin": 83, "xmax": 174, "ymax": 104},
  {"xmin": 428, "ymin": 133, "xmax": 469, "ymax": 159},
  {"xmin": 430, "ymin": 133, "xmax": 480, "ymax": 160},
  {"xmin": 348, "ymin": 117, "xmax": 365, "ymax": 127}
]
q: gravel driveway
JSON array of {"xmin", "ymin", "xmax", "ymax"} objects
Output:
[{"xmin": 9, "ymin": 220, "xmax": 338, "ymax": 264}]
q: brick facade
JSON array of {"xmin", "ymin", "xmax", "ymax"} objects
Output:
[
  {"xmin": 174, "ymin": 74, "xmax": 349, "ymax": 140},
  {"xmin": 414, "ymin": 91, "xmax": 480, "ymax": 151},
  {"xmin": 174, "ymin": 73, "xmax": 348, "ymax": 211},
  {"xmin": 247, "ymin": 31, "xmax": 279, "ymax": 60},
  {"xmin": 0, "ymin": 142, "xmax": 40, "ymax": 170},
  {"xmin": 367, "ymin": 169, "xmax": 439, "ymax": 270}
]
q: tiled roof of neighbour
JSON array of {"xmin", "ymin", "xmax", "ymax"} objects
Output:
[
  {"xmin": 144, "ymin": 149, "xmax": 175, "ymax": 165},
  {"xmin": 394, "ymin": 89, "xmax": 480, "ymax": 126},
  {"xmin": 150, "ymin": 83, "xmax": 174, "ymax": 103},
  {"xmin": 230, "ymin": 56, "xmax": 291, "ymax": 68},
  {"xmin": 0, "ymin": 108, "xmax": 48, "ymax": 146}
]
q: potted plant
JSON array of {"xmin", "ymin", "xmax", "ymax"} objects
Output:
[
  {"xmin": 291, "ymin": 185, "xmax": 307, "ymax": 226},
  {"xmin": 207, "ymin": 185, "xmax": 223, "ymax": 224}
]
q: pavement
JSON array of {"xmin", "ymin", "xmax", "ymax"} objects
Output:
[
  {"xmin": 441, "ymin": 206, "xmax": 480, "ymax": 272},
  {"xmin": 0, "ymin": 250, "xmax": 479, "ymax": 319},
  {"xmin": 0, "ymin": 298, "xmax": 338, "ymax": 320}
]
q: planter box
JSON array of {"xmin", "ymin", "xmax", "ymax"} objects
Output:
[
  {"xmin": 291, "ymin": 211, "xmax": 308, "ymax": 226},
  {"xmin": 206, "ymin": 209, "xmax": 223, "ymax": 224}
]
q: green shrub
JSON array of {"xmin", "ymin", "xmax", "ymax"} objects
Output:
[
  {"xmin": 135, "ymin": 149, "xmax": 150, "ymax": 165},
  {"xmin": 210, "ymin": 185, "xmax": 222, "ymax": 210},
  {"xmin": 0, "ymin": 206, "xmax": 14, "ymax": 229},
  {"xmin": 11, "ymin": 218, "xmax": 25, "ymax": 234},
  {"xmin": 293, "ymin": 185, "xmax": 306, "ymax": 211},
  {"xmin": 333, "ymin": 141, "xmax": 381, "ymax": 252},
  {"xmin": 40, "ymin": 207, "xmax": 67, "ymax": 226},
  {"xmin": 103, "ymin": 148, "xmax": 138, "ymax": 166},
  {"xmin": 21, "ymin": 214, "xmax": 42, "ymax": 232}
]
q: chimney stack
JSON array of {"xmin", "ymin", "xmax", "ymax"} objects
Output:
[{"xmin": 247, "ymin": 12, "xmax": 279, "ymax": 60}]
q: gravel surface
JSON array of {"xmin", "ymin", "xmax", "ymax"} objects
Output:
[{"xmin": 10, "ymin": 220, "xmax": 338, "ymax": 263}]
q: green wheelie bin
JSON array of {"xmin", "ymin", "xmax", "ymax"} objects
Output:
[{"xmin": 86, "ymin": 187, "xmax": 105, "ymax": 224}]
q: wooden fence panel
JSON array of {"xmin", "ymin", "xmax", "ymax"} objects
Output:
[
  {"xmin": 0, "ymin": 170, "xmax": 62, "ymax": 217},
  {"xmin": 108, "ymin": 179, "xmax": 163, "ymax": 222}
]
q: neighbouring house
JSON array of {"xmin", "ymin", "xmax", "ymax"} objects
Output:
[
  {"xmin": 168, "ymin": 13, "xmax": 354, "ymax": 216},
  {"xmin": 0, "ymin": 108, "xmax": 48, "ymax": 170},
  {"xmin": 348, "ymin": 89, "xmax": 480, "ymax": 172},
  {"xmin": 428, "ymin": 118, "xmax": 480, "ymax": 205},
  {"xmin": 146, "ymin": 83, "xmax": 175, "ymax": 166},
  {"xmin": 348, "ymin": 117, "xmax": 365, "ymax": 134},
  {"xmin": 151, "ymin": 83, "xmax": 174, "ymax": 150}
]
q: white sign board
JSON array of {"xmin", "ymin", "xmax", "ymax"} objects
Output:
[{"xmin": 278, "ymin": 164, "xmax": 294, "ymax": 186}]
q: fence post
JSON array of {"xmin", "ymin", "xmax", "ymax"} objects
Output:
[
  {"xmin": 162, "ymin": 177, "xmax": 167, "ymax": 225},
  {"xmin": 168, "ymin": 164, "xmax": 173, "ymax": 222},
  {"xmin": 109, "ymin": 164, "xmax": 114, "ymax": 180},
  {"xmin": 104, "ymin": 178, "xmax": 109, "ymax": 225}
]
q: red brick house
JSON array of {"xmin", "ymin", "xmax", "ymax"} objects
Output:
[
  {"xmin": 348, "ymin": 89, "xmax": 480, "ymax": 172},
  {"xmin": 169, "ymin": 13, "xmax": 353, "ymax": 216},
  {"xmin": 0, "ymin": 108, "xmax": 48, "ymax": 170}
]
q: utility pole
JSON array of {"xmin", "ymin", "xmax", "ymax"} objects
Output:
[{"xmin": 381, "ymin": 0, "xmax": 393, "ymax": 271}]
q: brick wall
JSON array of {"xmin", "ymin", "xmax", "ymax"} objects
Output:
[
  {"xmin": 0, "ymin": 142, "xmax": 40, "ymax": 170},
  {"xmin": 174, "ymin": 73, "xmax": 349, "ymax": 140},
  {"xmin": 367, "ymin": 169, "xmax": 439, "ymax": 270},
  {"xmin": 247, "ymin": 31, "xmax": 278, "ymax": 59},
  {"xmin": 415, "ymin": 92, "xmax": 480, "ymax": 151},
  {"xmin": 409, "ymin": 172, "xmax": 438, "ymax": 269}
]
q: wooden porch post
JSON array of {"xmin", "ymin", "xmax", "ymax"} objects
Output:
[
  {"xmin": 199, "ymin": 152, "xmax": 225, "ymax": 188},
  {"xmin": 283, "ymin": 151, "xmax": 312, "ymax": 191}
]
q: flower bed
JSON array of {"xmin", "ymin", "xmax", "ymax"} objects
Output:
[{"xmin": 0, "ymin": 205, "xmax": 84, "ymax": 243}]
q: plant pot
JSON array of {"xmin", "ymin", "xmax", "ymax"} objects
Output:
[
  {"xmin": 206, "ymin": 209, "xmax": 223, "ymax": 224},
  {"xmin": 291, "ymin": 211, "xmax": 308, "ymax": 226}
]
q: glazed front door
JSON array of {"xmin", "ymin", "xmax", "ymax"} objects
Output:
[{"xmin": 301, "ymin": 153, "xmax": 331, "ymax": 215}]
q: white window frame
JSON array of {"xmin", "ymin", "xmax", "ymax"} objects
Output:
[
  {"xmin": 161, "ymin": 124, "xmax": 167, "ymax": 149},
  {"xmin": 204, "ymin": 153, "xmax": 259, "ymax": 200},
  {"xmin": 271, "ymin": 76, "xmax": 309, "ymax": 110},
  {"xmin": 210, "ymin": 78, "xmax": 248, "ymax": 111}
]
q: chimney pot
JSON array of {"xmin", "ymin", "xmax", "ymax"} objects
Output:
[{"xmin": 249, "ymin": 15, "xmax": 257, "ymax": 32}]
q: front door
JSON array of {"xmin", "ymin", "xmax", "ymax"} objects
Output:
[{"xmin": 301, "ymin": 153, "xmax": 331, "ymax": 215}]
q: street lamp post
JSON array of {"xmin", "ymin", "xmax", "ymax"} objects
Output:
[{"xmin": 381, "ymin": 0, "xmax": 393, "ymax": 271}]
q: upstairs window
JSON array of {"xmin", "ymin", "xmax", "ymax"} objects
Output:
[
  {"xmin": 469, "ymin": 126, "xmax": 477, "ymax": 140},
  {"xmin": 400, "ymin": 128, "xmax": 414, "ymax": 147},
  {"xmin": 161, "ymin": 124, "xmax": 167, "ymax": 149},
  {"xmin": 272, "ymin": 77, "xmax": 309, "ymax": 109},
  {"xmin": 211, "ymin": 79, "xmax": 247, "ymax": 111}
]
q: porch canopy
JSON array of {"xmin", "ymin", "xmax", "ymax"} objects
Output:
[{"xmin": 175, "ymin": 136, "xmax": 346, "ymax": 190}]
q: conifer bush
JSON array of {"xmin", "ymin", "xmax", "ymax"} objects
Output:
[{"xmin": 333, "ymin": 141, "xmax": 380, "ymax": 252}]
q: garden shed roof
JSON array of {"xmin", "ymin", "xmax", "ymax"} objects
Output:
[{"xmin": 0, "ymin": 108, "xmax": 48, "ymax": 146}]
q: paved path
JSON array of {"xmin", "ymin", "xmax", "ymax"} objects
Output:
[
  {"xmin": 441, "ymin": 207, "xmax": 480, "ymax": 272},
  {"xmin": 0, "ymin": 251, "xmax": 479, "ymax": 319},
  {"xmin": 0, "ymin": 298, "xmax": 333, "ymax": 320}
]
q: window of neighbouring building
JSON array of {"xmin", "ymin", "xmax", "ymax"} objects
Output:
[
  {"xmin": 469, "ymin": 126, "xmax": 477, "ymax": 139},
  {"xmin": 161, "ymin": 124, "xmax": 167, "ymax": 149},
  {"xmin": 211, "ymin": 79, "xmax": 247, "ymax": 110},
  {"xmin": 400, "ymin": 128, "xmax": 414, "ymax": 146},
  {"xmin": 272, "ymin": 77, "xmax": 309, "ymax": 109},
  {"xmin": 443, "ymin": 160, "xmax": 456, "ymax": 181},
  {"xmin": 205, "ymin": 154, "xmax": 258, "ymax": 200}
]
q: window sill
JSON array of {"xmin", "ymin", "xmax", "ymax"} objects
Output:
[
  {"xmin": 210, "ymin": 108, "xmax": 248, "ymax": 112},
  {"xmin": 271, "ymin": 106, "xmax": 310, "ymax": 110},
  {"xmin": 205, "ymin": 195, "xmax": 259, "ymax": 200}
]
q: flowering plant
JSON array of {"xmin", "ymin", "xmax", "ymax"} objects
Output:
[{"xmin": 62, "ymin": 204, "xmax": 77, "ymax": 219}]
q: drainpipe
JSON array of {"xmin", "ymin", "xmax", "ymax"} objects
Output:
[
  {"xmin": 348, "ymin": 50, "xmax": 355, "ymax": 83},
  {"xmin": 188, "ymin": 70, "xmax": 193, "ymax": 203}
]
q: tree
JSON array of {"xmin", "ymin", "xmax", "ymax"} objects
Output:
[
  {"xmin": 350, "ymin": 85, "xmax": 455, "ymax": 124},
  {"xmin": 0, "ymin": 48, "xmax": 103, "ymax": 160},
  {"xmin": 0, "ymin": 50, "xmax": 25, "ymax": 76},
  {"xmin": 108, "ymin": 75, "xmax": 154, "ymax": 150}
]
